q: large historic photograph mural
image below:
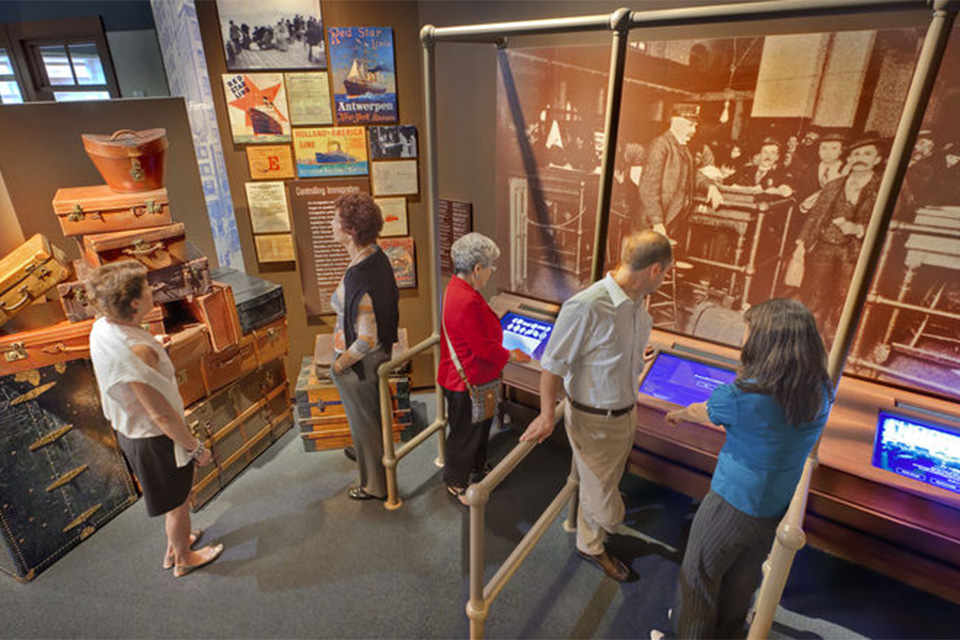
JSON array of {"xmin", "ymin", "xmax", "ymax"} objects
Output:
[{"xmin": 496, "ymin": 27, "xmax": 960, "ymax": 401}]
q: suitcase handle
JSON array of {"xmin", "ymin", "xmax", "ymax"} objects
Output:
[
  {"xmin": 41, "ymin": 342, "xmax": 88, "ymax": 355},
  {"xmin": 0, "ymin": 285, "xmax": 33, "ymax": 312},
  {"xmin": 122, "ymin": 240, "xmax": 163, "ymax": 256},
  {"xmin": 131, "ymin": 200, "xmax": 162, "ymax": 217},
  {"xmin": 110, "ymin": 129, "xmax": 142, "ymax": 140}
]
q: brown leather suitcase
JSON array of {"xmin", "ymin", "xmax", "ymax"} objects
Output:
[
  {"xmin": 0, "ymin": 235, "xmax": 72, "ymax": 327},
  {"xmin": 200, "ymin": 333, "xmax": 258, "ymax": 395},
  {"xmin": 0, "ymin": 315, "xmax": 94, "ymax": 377},
  {"xmin": 172, "ymin": 283, "xmax": 242, "ymax": 353},
  {"xmin": 186, "ymin": 359, "xmax": 292, "ymax": 510},
  {"xmin": 252, "ymin": 317, "xmax": 289, "ymax": 367},
  {"xmin": 52, "ymin": 185, "xmax": 172, "ymax": 237},
  {"xmin": 82, "ymin": 223, "xmax": 187, "ymax": 270},
  {"xmin": 0, "ymin": 357, "xmax": 139, "ymax": 581},
  {"xmin": 164, "ymin": 324, "xmax": 210, "ymax": 408},
  {"xmin": 82, "ymin": 128, "xmax": 167, "ymax": 193}
]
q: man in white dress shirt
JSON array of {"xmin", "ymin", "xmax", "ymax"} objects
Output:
[{"xmin": 521, "ymin": 230, "xmax": 672, "ymax": 581}]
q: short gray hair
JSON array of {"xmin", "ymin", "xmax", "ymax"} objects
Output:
[{"xmin": 451, "ymin": 232, "xmax": 500, "ymax": 274}]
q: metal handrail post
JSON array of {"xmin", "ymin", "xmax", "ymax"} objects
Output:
[
  {"xmin": 467, "ymin": 483, "xmax": 489, "ymax": 640},
  {"xmin": 748, "ymin": 2, "xmax": 958, "ymax": 636},
  {"xmin": 590, "ymin": 8, "xmax": 631, "ymax": 282}
]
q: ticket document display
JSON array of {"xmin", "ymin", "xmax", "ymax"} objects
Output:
[
  {"xmin": 872, "ymin": 409, "xmax": 960, "ymax": 495},
  {"xmin": 638, "ymin": 351, "xmax": 737, "ymax": 407},
  {"xmin": 500, "ymin": 311, "xmax": 554, "ymax": 361}
]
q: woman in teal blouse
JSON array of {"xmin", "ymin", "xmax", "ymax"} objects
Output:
[{"xmin": 666, "ymin": 298, "xmax": 834, "ymax": 639}]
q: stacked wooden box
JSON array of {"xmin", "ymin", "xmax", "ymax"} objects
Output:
[{"xmin": 295, "ymin": 356, "xmax": 412, "ymax": 452}]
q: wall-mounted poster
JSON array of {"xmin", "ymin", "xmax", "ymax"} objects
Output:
[
  {"xmin": 379, "ymin": 237, "xmax": 417, "ymax": 289},
  {"xmin": 328, "ymin": 26, "xmax": 398, "ymax": 125},
  {"xmin": 375, "ymin": 197, "xmax": 408, "ymax": 237},
  {"xmin": 285, "ymin": 72, "xmax": 333, "ymax": 126},
  {"xmin": 369, "ymin": 125, "xmax": 418, "ymax": 160},
  {"xmin": 218, "ymin": 0, "xmax": 326, "ymax": 71},
  {"xmin": 244, "ymin": 181, "xmax": 291, "ymax": 233},
  {"xmin": 254, "ymin": 234, "xmax": 296, "ymax": 263},
  {"xmin": 371, "ymin": 159, "xmax": 418, "ymax": 196},
  {"xmin": 438, "ymin": 199, "xmax": 473, "ymax": 276},
  {"xmin": 246, "ymin": 145, "xmax": 295, "ymax": 180},
  {"xmin": 223, "ymin": 73, "xmax": 291, "ymax": 144},
  {"xmin": 292, "ymin": 126, "xmax": 368, "ymax": 178},
  {"xmin": 289, "ymin": 178, "xmax": 370, "ymax": 315}
]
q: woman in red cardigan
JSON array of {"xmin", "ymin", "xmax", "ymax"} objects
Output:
[{"xmin": 439, "ymin": 233, "xmax": 527, "ymax": 505}]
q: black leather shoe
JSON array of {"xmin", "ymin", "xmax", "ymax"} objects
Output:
[
  {"xmin": 343, "ymin": 446, "xmax": 357, "ymax": 462},
  {"xmin": 576, "ymin": 549, "xmax": 636, "ymax": 582}
]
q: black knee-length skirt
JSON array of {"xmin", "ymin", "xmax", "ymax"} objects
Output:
[{"xmin": 116, "ymin": 432, "xmax": 194, "ymax": 517}]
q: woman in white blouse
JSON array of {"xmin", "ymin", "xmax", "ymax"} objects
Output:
[{"xmin": 87, "ymin": 260, "xmax": 223, "ymax": 578}]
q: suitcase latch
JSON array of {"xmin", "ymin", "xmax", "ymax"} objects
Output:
[
  {"xmin": 145, "ymin": 200, "xmax": 160, "ymax": 214},
  {"xmin": 129, "ymin": 158, "xmax": 145, "ymax": 183},
  {"xmin": 68, "ymin": 204, "xmax": 84, "ymax": 221},
  {"xmin": 3, "ymin": 343, "xmax": 28, "ymax": 362},
  {"xmin": 176, "ymin": 370, "xmax": 188, "ymax": 385}
]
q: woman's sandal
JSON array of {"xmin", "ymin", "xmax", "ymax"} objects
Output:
[
  {"xmin": 348, "ymin": 486, "xmax": 385, "ymax": 501},
  {"xmin": 173, "ymin": 543, "xmax": 224, "ymax": 578},
  {"xmin": 162, "ymin": 529, "xmax": 203, "ymax": 570},
  {"xmin": 446, "ymin": 485, "xmax": 468, "ymax": 507}
]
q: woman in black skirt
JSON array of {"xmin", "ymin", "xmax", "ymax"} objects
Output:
[{"xmin": 87, "ymin": 260, "xmax": 223, "ymax": 577}]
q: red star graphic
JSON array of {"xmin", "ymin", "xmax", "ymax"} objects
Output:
[{"xmin": 228, "ymin": 75, "xmax": 288, "ymax": 129}]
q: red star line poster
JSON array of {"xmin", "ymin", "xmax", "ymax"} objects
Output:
[{"xmin": 222, "ymin": 72, "xmax": 291, "ymax": 144}]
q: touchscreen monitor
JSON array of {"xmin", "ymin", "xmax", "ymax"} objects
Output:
[
  {"xmin": 500, "ymin": 311, "xmax": 554, "ymax": 361},
  {"xmin": 872, "ymin": 409, "xmax": 960, "ymax": 495},
  {"xmin": 638, "ymin": 351, "xmax": 737, "ymax": 407}
]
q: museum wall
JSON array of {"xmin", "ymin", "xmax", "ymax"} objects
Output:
[{"xmin": 194, "ymin": 0, "xmax": 432, "ymax": 388}]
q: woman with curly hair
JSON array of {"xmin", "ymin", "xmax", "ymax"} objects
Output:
[
  {"xmin": 666, "ymin": 298, "xmax": 834, "ymax": 638},
  {"xmin": 329, "ymin": 194, "xmax": 400, "ymax": 500}
]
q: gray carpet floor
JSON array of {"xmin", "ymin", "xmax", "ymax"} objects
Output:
[{"xmin": 1, "ymin": 396, "xmax": 958, "ymax": 639}]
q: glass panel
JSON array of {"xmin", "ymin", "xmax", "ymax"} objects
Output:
[
  {"xmin": 0, "ymin": 80, "xmax": 23, "ymax": 104},
  {"xmin": 39, "ymin": 45, "xmax": 74, "ymax": 86},
  {"xmin": 0, "ymin": 48, "xmax": 15, "ymax": 75},
  {"xmin": 53, "ymin": 90, "xmax": 110, "ymax": 102},
  {"xmin": 68, "ymin": 43, "xmax": 106, "ymax": 86}
]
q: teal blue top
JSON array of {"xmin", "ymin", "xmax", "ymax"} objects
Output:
[{"xmin": 707, "ymin": 382, "xmax": 833, "ymax": 518}]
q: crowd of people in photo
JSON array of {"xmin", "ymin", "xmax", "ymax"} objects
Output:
[{"xmin": 225, "ymin": 14, "xmax": 324, "ymax": 64}]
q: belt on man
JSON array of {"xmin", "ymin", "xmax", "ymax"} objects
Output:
[{"xmin": 569, "ymin": 399, "xmax": 634, "ymax": 418}]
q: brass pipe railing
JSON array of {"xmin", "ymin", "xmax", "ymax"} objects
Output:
[
  {"xmin": 378, "ymin": 335, "xmax": 447, "ymax": 510},
  {"xmin": 465, "ymin": 403, "xmax": 577, "ymax": 640}
]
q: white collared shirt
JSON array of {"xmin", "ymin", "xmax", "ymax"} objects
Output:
[{"xmin": 540, "ymin": 273, "xmax": 653, "ymax": 409}]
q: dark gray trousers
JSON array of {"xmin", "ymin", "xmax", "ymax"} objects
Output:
[
  {"xmin": 675, "ymin": 490, "xmax": 779, "ymax": 639},
  {"xmin": 331, "ymin": 348, "xmax": 390, "ymax": 498}
]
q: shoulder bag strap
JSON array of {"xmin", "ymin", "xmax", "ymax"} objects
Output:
[{"xmin": 441, "ymin": 300, "xmax": 473, "ymax": 391}]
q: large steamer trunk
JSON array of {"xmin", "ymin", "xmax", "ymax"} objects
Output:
[
  {"xmin": 187, "ymin": 359, "xmax": 293, "ymax": 510},
  {"xmin": 209, "ymin": 267, "xmax": 285, "ymax": 334},
  {"xmin": 0, "ymin": 358, "xmax": 139, "ymax": 581}
]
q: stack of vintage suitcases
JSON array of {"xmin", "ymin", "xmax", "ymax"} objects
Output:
[{"xmin": 0, "ymin": 128, "xmax": 293, "ymax": 581}]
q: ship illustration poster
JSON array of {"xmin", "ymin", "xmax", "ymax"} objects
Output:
[
  {"xmin": 329, "ymin": 27, "xmax": 398, "ymax": 125},
  {"xmin": 292, "ymin": 126, "xmax": 369, "ymax": 178},
  {"xmin": 222, "ymin": 72, "xmax": 291, "ymax": 144}
]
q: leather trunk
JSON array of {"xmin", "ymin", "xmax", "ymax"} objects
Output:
[
  {"xmin": 0, "ymin": 358, "xmax": 139, "ymax": 581},
  {"xmin": 51, "ymin": 185, "xmax": 171, "ymax": 237},
  {"xmin": 167, "ymin": 283, "xmax": 241, "ymax": 353},
  {"xmin": 0, "ymin": 315, "xmax": 94, "ymax": 377},
  {"xmin": 252, "ymin": 317, "xmax": 289, "ymax": 367},
  {"xmin": 200, "ymin": 333, "xmax": 258, "ymax": 395},
  {"xmin": 164, "ymin": 324, "xmax": 211, "ymax": 409},
  {"xmin": 82, "ymin": 223, "xmax": 187, "ymax": 271},
  {"xmin": 209, "ymin": 267, "xmax": 285, "ymax": 334},
  {"xmin": 186, "ymin": 359, "xmax": 292, "ymax": 510},
  {"xmin": 0, "ymin": 235, "xmax": 72, "ymax": 327}
]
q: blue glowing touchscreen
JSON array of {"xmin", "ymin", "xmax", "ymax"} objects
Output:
[
  {"xmin": 638, "ymin": 352, "xmax": 737, "ymax": 407},
  {"xmin": 872, "ymin": 410, "xmax": 960, "ymax": 495},
  {"xmin": 500, "ymin": 311, "xmax": 554, "ymax": 361}
]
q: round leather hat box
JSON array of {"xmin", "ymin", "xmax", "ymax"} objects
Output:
[{"xmin": 81, "ymin": 128, "xmax": 168, "ymax": 193}]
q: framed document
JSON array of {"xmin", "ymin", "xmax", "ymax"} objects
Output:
[
  {"xmin": 376, "ymin": 197, "xmax": 408, "ymax": 237},
  {"xmin": 292, "ymin": 126, "xmax": 368, "ymax": 178},
  {"xmin": 379, "ymin": 237, "xmax": 416, "ymax": 289},
  {"xmin": 371, "ymin": 159, "xmax": 418, "ymax": 196},
  {"xmin": 246, "ymin": 145, "xmax": 295, "ymax": 180},
  {"xmin": 254, "ymin": 234, "xmax": 296, "ymax": 263},
  {"xmin": 223, "ymin": 73, "xmax": 291, "ymax": 144},
  {"xmin": 285, "ymin": 72, "xmax": 333, "ymax": 126},
  {"xmin": 244, "ymin": 181, "xmax": 291, "ymax": 233}
]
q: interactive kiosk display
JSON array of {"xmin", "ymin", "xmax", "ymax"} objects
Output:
[
  {"xmin": 872, "ymin": 409, "xmax": 960, "ymax": 495},
  {"xmin": 638, "ymin": 351, "xmax": 737, "ymax": 407},
  {"xmin": 500, "ymin": 311, "xmax": 554, "ymax": 361}
]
